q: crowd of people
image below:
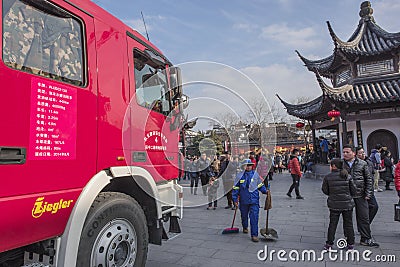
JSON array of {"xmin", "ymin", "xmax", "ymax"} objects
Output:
[
  {"xmin": 181, "ymin": 151, "xmax": 271, "ymax": 242},
  {"xmin": 182, "ymin": 149, "xmax": 318, "ymax": 182},
  {"xmin": 322, "ymin": 143, "xmax": 399, "ymax": 249},
  {"xmin": 180, "ymin": 142, "xmax": 400, "ymax": 246}
]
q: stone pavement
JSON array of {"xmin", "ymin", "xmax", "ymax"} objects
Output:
[{"xmin": 147, "ymin": 172, "xmax": 400, "ymax": 267}]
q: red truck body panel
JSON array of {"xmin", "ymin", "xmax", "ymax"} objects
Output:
[{"xmin": 0, "ymin": 0, "xmax": 179, "ymax": 253}]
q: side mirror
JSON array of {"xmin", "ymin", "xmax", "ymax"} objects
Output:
[
  {"xmin": 162, "ymin": 100, "xmax": 170, "ymax": 112},
  {"xmin": 180, "ymin": 94, "xmax": 189, "ymax": 109},
  {"xmin": 170, "ymin": 66, "xmax": 182, "ymax": 97}
]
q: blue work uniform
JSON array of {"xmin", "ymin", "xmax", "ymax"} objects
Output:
[{"xmin": 232, "ymin": 170, "xmax": 267, "ymax": 237}]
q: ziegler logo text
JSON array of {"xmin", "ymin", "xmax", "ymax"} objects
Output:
[{"xmin": 32, "ymin": 197, "xmax": 74, "ymax": 218}]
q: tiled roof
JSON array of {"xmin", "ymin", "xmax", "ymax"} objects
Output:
[
  {"xmin": 315, "ymin": 73, "xmax": 400, "ymax": 104},
  {"xmin": 328, "ymin": 19, "xmax": 400, "ymax": 56},
  {"xmin": 280, "ymin": 2, "xmax": 400, "ymax": 120},
  {"xmin": 296, "ymin": 3, "xmax": 400, "ymax": 75},
  {"xmin": 295, "ymin": 51, "xmax": 335, "ymax": 74},
  {"xmin": 277, "ymin": 73, "xmax": 400, "ymax": 120},
  {"xmin": 276, "ymin": 94, "xmax": 333, "ymax": 120}
]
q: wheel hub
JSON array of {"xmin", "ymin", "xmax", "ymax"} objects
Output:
[
  {"xmin": 91, "ymin": 219, "xmax": 137, "ymax": 267},
  {"xmin": 114, "ymin": 241, "xmax": 129, "ymax": 265}
]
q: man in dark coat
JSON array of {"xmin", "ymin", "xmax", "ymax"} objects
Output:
[
  {"xmin": 381, "ymin": 150, "xmax": 394, "ymax": 190},
  {"xmin": 319, "ymin": 136, "xmax": 329, "ymax": 164},
  {"xmin": 342, "ymin": 144, "xmax": 379, "ymax": 247},
  {"xmin": 198, "ymin": 153, "xmax": 214, "ymax": 196},
  {"xmin": 356, "ymin": 147, "xmax": 379, "ymax": 224},
  {"xmin": 322, "ymin": 158, "xmax": 357, "ymax": 250},
  {"xmin": 219, "ymin": 152, "xmax": 237, "ymax": 209}
]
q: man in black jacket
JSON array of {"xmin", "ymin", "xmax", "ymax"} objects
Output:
[
  {"xmin": 198, "ymin": 153, "xmax": 214, "ymax": 196},
  {"xmin": 219, "ymin": 152, "xmax": 237, "ymax": 209},
  {"xmin": 343, "ymin": 144, "xmax": 379, "ymax": 247},
  {"xmin": 322, "ymin": 158, "xmax": 357, "ymax": 250},
  {"xmin": 356, "ymin": 147, "xmax": 379, "ymax": 224}
]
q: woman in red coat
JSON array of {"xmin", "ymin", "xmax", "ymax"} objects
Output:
[
  {"xmin": 287, "ymin": 149, "xmax": 303, "ymax": 199},
  {"xmin": 394, "ymin": 160, "xmax": 400, "ymax": 198}
]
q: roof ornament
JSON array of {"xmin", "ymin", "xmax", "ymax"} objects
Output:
[{"xmin": 359, "ymin": 1, "xmax": 374, "ymax": 20}]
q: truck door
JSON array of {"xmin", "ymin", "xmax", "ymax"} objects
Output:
[{"xmin": 125, "ymin": 35, "xmax": 179, "ymax": 182}]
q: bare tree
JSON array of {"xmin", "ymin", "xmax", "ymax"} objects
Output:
[
  {"xmin": 269, "ymin": 102, "xmax": 290, "ymax": 123},
  {"xmin": 244, "ymin": 98, "xmax": 270, "ymax": 125},
  {"xmin": 291, "ymin": 96, "xmax": 312, "ymax": 105},
  {"xmin": 212, "ymin": 111, "xmax": 242, "ymax": 130},
  {"xmin": 271, "ymin": 95, "xmax": 313, "ymax": 124}
]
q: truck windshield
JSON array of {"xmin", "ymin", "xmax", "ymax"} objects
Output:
[{"xmin": 134, "ymin": 51, "xmax": 170, "ymax": 115}]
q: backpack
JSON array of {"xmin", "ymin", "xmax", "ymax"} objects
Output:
[{"xmin": 369, "ymin": 151, "xmax": 381, "ymax": 170}]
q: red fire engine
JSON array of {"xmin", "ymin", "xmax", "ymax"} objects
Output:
[{"xmin": 0, "ymin": 0, "xmax": 188, "ymax": 266}]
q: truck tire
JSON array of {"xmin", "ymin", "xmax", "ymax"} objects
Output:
[{"xmin": 76, "ymin": 192, "xmax": 148, "ymax": 267}]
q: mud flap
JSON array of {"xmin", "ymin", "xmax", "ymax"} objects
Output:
[{"xmin": 169, "ymin": 216, "xmax": 181, "ymax": 233}]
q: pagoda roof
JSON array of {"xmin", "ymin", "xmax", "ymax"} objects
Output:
[
  {"xmin": 276, "ymin": 94, "xmax": 334, "ymax": 120},
  {"xmin": 280, "ymin": 2, "xmax": 400, "ymax": 122},
  {"xmin": 277, "ymin": 73, "xmax": 400, "ymax": 120},
  {"xmin": 328, "ymin": 19, "xmax": 400, "ymax": 56},
  {"xmin": 296, "ymin": 2, "xmax": 400, "ymax": 76},
  {"xmin": 295, "ymin": 51, "xmax": 336, "ymax": 76},
  {"xmin": 315, "ymin": 73, "xmax": 400, "ymax": 105}
]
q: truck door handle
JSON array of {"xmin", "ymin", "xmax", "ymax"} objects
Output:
[{"xmin": 0, "ymin": 147, "xmax": 26, "ymax": 164}]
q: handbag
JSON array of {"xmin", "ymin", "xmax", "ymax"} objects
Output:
[{"xmin": 395, "ymin": 201, "xmax": 400, "ymax": 222}]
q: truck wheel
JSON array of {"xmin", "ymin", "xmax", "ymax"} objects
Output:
[{"xmin": 77, "ymin": 192, "xmax": 148, "ymax": 267}]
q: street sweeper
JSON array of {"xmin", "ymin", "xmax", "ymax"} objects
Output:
[{"xmin": 232, "ymin": 159, "xmax": 268, "ymax": 242}]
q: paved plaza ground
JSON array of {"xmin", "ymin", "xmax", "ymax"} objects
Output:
[{"xmin": 147, "ymin": 170, "xmax": 400, "ymax": 267}]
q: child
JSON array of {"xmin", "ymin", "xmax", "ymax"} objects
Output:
[
  {"xmin": 207, "ymin": 176, "xmax": 219, "ymax": 210},
  {"xmin": 322, "ymin": 158, "xmax": 357, "ymax": 250}
]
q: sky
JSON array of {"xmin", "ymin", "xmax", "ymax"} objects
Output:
[{"xmin": 94, "ymin": 0, "xmax": 400, "ymax": 129}]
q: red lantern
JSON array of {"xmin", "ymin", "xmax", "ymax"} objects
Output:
[
  {"xmin": 328, "ymin": 109, "xmax": 341, "ymax": 121},
  {"xmin": 296, "ymin": 122, "xmax": 305, "ymax": 128}
]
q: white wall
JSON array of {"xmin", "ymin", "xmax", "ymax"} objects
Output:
[
  {"xmin": 338, "ymin": 118, "xmax": 400, "ymax": 157},
  {"xmin": 361, "ymin": 118, "xmax": 400, "ymax": 151}
]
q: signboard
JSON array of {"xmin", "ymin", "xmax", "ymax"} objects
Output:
[
  {"xmin": 29, "ymin": 78, "xmax": 77, "ymax": 160},
  {"xmin": 144, "ymin": 130, "xmax": 168, "ymax": 151}
]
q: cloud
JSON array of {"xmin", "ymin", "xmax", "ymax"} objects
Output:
[
  {"xmin": 259, "ymin": 23, "xmax": 322, "ymax": 50},
  {"xmin": 241, "ymin": 64, "xmax": 321, "ymax": 104},
  {"xmin": 276, "ymin": 0, "xmax": 293, "ymax": 9},
  {"xmin": 233, "ymin": 23, "xmax": 258, "ymax": 33},
  {"xmin": 123, "ymin": 15, "xmax": 167, "ymax": 35},
  {"xmin": 180, "ymin": 61, "xmax": 268, "ymax": 108},
  {"xmin": 177, "ymin": 62, "xmax": 323, "ymax": 130},
  {"xmin": 175, "ymin": 62, "xmax": 273, "ymax": 129},
  {"xmin": 124, "ymin": 19, "xmax": 151, "ymax": 36},
  {"xmin": 222, "ymin": 9, "xmax": 260, "ymax": 33},
  {"xmin": 372, "ymin": 1, "xmax": 400, "ymax": 32},
  {"xmin": 374, "ymin": 0, "xmax": 400, "ymax": 13}
]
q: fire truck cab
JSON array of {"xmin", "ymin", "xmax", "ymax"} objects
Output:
[{"xmin": 0, "ymin": 0, "xmax": 186, "ymax": 266}]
